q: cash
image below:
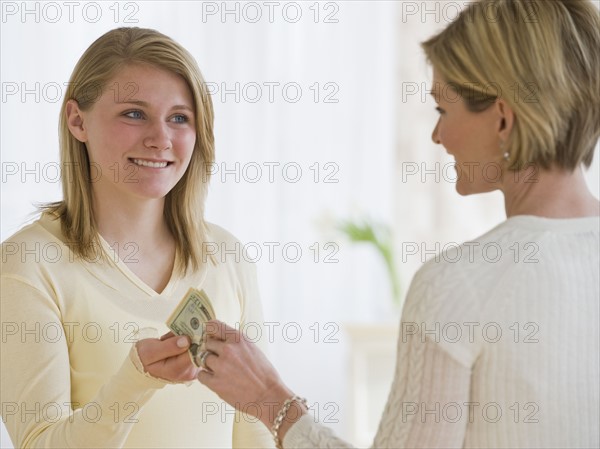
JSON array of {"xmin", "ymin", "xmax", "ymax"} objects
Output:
[{"xmin": 166, "ymin": 287, "xmax": 216, "ymax": 366}]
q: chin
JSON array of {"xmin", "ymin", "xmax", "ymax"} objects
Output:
[
  {"xmin": 131, "ymin": 187, "xmax": 172, "ymax": 200},
  {"xmin": 455, "ymin": 185, "xmax": 472, "ymax": 196},
  {"xmin": 135, "ymin": 181, "xmax": 178, "ymax": 198}
]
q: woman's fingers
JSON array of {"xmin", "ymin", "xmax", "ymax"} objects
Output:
[
  {"xmin": 135, "ymin": 335, "xmax": 201, "ymax": 382},
  {"xmin": 198, "ymin": 325, "xmax": 276, "ymax": 399},
  {"xmin": 135, "ymin": 320, "xmax": 271, "ymax": 385},
  {"xmin": 203, "ymin": 337, "xmax": 226, "ymax": 356},
  {"xmin": 137, "ymin": 335, "xmax": 190, "ymax": 366},
  {"xmin": 205, "ymin": 320, "xmax": 242, "ymax": 342},
  {"xmin": 162, "ymin": 350, "xmax": 201, "ymax": 381},
  {"xmin": 160, "ymin": 331, "xmax": 175, "ymax": 341},
  {"xmin": 195, "ymin": 349, "xmax": 218, "ymax": 373},
  {"xmin": 197, "ymin": 367, "xmax": 215, "ymax": 386},
  {"xmin": 135, "ymin": 323, "xmax": 236, "ymax": 383},
  {"xmin": 197, "ymin": 320, "xmax": 302, "ymax": 429}
]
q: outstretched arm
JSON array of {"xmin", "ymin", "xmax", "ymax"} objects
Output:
[
  {"xmin": 197, "ymin": 321, "xmax": 311, "ymax": 444},
  {"xmin": 197, "ymin": 317, "xmax": 472, "ymax": 449}
]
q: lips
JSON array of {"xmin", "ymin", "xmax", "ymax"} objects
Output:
[{"xmin": 129, "ymin": 158, "xmax": 172, "ymax": 168}]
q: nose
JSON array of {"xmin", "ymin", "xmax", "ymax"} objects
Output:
[
  {"xmin": 431, "ymin": 119, "xmax": 441, "ymax": 145},
  {"xmin": 143, "ymin": 121, "xmax": 171, "ymax": 151}
]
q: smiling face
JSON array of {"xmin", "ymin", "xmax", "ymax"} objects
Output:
[
  {"xmin": 430, "ymin": 69, "xmax": 509, "ymax": 196},
  {"xmin": 67, "ymin": 63, "xmax": 197, "ymax": 204}
]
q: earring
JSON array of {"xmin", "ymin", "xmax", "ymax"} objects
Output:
[{"xmin": 500, "ymin": 141, "xmax": 509, "ymax": 161}]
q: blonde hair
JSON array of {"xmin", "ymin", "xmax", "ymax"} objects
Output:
[
  {"xmin": 421, "ymin": 0, "xmax": 600, "ymax": 170},
  {"xmin": 43, "ymin": 27, "xmax": 215, "ymax": 274}
]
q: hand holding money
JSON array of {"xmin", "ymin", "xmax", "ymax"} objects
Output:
[
  {"xmin": 135, "ymin": 334, "xmax": 200, "ymax": 382},
  {"xmin": 166, "ymin": 288, "xmax": 216, "ymax": 368}
]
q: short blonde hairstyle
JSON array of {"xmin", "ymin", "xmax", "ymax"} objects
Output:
[
  {"xmin": 44, "ymin": 27, "xmax": 215, "ymax": 274},
  {"xmin": 421, "ymin": 0, "xmax": 600, "ymax": 170}
]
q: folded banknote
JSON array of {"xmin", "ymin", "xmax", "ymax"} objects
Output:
[{"xmin": 166, "ymin": 287, "xmax": 215, "ymax": 366}]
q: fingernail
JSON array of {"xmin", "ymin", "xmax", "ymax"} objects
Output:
[{"xmin": 177, "ymin": 337, "xmax": 189, "ymax": 348}]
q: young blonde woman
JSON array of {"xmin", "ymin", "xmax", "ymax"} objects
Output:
[
  {"xmin": 195, "ymin": 1, "xmax": 600, "ymax": 448},
  {"xmin": 0, "ymin": 28, "xmax": 273, "ymax": 448}
]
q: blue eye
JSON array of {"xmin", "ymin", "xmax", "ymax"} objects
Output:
[
  {"xmin": 124, "ymin": 110, "xmax": 143, "ymax": 119},
  {"xmin": 171, "ymin": 114, "xmax": 189, "ymax": 124}
]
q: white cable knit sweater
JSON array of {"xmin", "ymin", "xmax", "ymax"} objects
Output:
[{"xmin": 284, "ymin": 216, "xmax": 600, "ymax": 449}]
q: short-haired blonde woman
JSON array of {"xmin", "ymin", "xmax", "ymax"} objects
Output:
[
  {"xmin": 196, "ymin": 1, "xmax": 600, "ymax": 448},
  {"xmin": 0, "ymin": 28, "xmax": 273, "ymax": 448}
]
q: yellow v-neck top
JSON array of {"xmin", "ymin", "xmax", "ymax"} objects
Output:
[{"xmin": 1, "ymin": 213, "xmax": 274, "ymax": 448}]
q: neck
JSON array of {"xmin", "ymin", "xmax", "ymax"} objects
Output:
[
  {"xmin": 92, "ymin": 190, "xmax": 171, "ymax": 245},
  {"xmin": 502, "ymin": 165, "xmax": 599, "ymax": 219}
]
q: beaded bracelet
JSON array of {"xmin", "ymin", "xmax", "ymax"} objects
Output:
[{"xmin": 271, "ymin": 395, "xmax": 308, "ymax": 449}]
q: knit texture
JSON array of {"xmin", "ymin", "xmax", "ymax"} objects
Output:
[{"xmin": 284, "ymin": 216, "xmax": 600, "ymax": 449}]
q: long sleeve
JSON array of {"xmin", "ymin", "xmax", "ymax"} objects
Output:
[
  {"xmin": 0, "ymin": 275, "xmax": 169, "ymax": 449},
  {"xmin": 285, "ymin": 216, "xmax": 600, "ymax": 448},
  {"xmin": 282, "ymin": 333, "xmax": 471, "ymax": 448},
  {"xmin": 283, "ymin": 253, "xmax": 476, "ymax": 449},
  {"xmin": 2, "ymin": 216, "xmax": 284, "ymax": 448},
  {"xmin": 232, "ymin": 257, "xmax": 276, "ymax": 448}
]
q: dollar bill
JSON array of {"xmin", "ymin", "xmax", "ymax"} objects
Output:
[{"xmin": 166, "ymin": 287, "xmax": 216, "ymax": 366}]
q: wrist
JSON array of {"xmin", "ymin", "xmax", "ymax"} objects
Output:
[
  {"xmin": 272, "ymin": 398, "xmax": 308, "ymax": 447},
  {"xmin": 260, "ymin": 386, "xmax": 308, "ymax": 449},
  {"xmin": 257, "ymin": 383, "xmax": 296, "ymax": 428}
]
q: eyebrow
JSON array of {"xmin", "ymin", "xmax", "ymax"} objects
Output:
[{"xmin": 117, "ymin": 100, "xmax": 194, "ymax": 112}]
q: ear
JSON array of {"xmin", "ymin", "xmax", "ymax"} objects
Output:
[
  {"xmin": 65, "ymin": 99, "xmax": 88, "ymax": 142},
  {"xmin": 495, "ymin": 98, "xmax": 515, "ymax": 142}
]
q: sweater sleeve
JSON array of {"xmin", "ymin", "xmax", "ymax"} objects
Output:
[
  {"xmin": 283, "ymin": 266, "xmax": 474, "ymax": 449},
  {"xmin": 232, "ymin": 260, "xmax": 276, "ymax": 449},
  {"xmin": 1, "ymin": 275, "xmax": 169, "ymax": 449},
  {"xmin": 283, "ymin": 336, "xmax": 471, "ymax": 449}
]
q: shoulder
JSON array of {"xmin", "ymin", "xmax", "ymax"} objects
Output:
[
  {"xmin": 2, "ymin": 214, "xmax": 57, "ymax": 245},
  {"xmin": 404, "ymin": 220, "xmax": 529, "ymax": 322},
  {"xmin": 201, "ymin": 222, "xmax": 262, "ymax": 315},
  {"xmin": 413, "ymin": 219, "xmax": 533, "ymax": 287},
  {"xmin": 1, "ymin": 214, "xmax": 69, "ymax": 306},
  {"xmin": 205, "ymin": 221, "xmax": 244, "ymax": 246},
  {"xmin": 204, "ymin": 221, "xmax": 258, "ymax": 277},
  {"xmin": 400, "ymin": 222, "xmax": 521, "ymax": 366},
  {"xmin": 404, "ymin": 216, "xmax": 593, "ymax": 319},
  {"xmin": 1, "ymin": 213, "xmax": 65, "ymax": 275}
]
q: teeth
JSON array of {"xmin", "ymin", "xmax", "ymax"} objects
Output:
[{"xmin": 131, "ymin": 159, "xmax": 168, "ymax": 168}]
